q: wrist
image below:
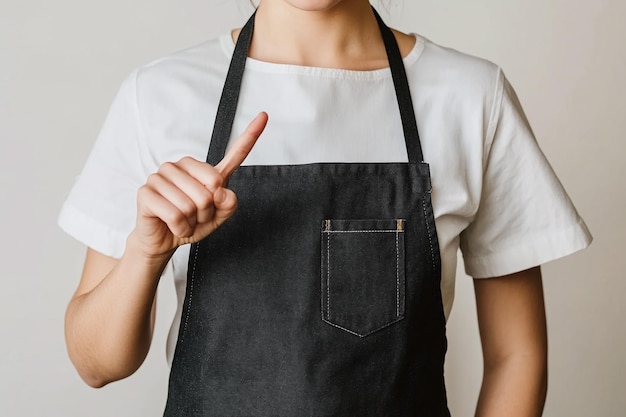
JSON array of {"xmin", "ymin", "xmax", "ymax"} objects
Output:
[{"xmin": 125, "ymin": 230, "xmax": 175, "ymax": 271}]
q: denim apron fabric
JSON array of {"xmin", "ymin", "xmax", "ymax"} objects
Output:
[{"xmin": 164, "ymin": 9, "xmax": 450, "ymax": 416}]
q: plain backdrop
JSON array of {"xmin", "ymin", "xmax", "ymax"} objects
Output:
[{"xmin": 1, "ymin": 0, "xmax": 624, "ymax": 416}]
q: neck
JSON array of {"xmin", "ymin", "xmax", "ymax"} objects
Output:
[{"xmin": 247, "ymin": 0, "xmax": 388, "ymax": 69}]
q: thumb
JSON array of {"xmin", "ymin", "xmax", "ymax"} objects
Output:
[
  {"xmin": 188, "ymin": 187, "xmax": 238, "ymax": 243},
  {"xmin": 212, "ymin": 187, "xmax": 238, "ymax": 226}
]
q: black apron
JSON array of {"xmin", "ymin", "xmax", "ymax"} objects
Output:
[{"xmin": 164, "ymin": 9, "xmax": 449, "ymax": 416}]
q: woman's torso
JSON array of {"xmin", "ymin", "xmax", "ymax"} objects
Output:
[{"xmin": 132, "ymin": 33, "xmax": 501, "ymax": 361}]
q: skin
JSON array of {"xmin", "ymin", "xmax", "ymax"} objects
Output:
[
  {"xmin": 473, "ymin": 267, "xmax": 547, "ymax": 417},
  {"xmin": 65, "ymin": 1, "xmax": 548, "ymax": 415},
  {"xmin": 66, "ymin": 113, "xmax": 269, "ymax": 387}
]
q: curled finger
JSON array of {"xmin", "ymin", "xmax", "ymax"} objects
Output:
[
  {"xmin": 140, "ymin": 177, "xmax": 195, "ymax": 238},
  {"xmin": 158, "ymin": 162, "xmax": 216, "ymax": 223}
]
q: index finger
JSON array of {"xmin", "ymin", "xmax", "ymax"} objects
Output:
[{"xmin": 216, "ymin": 112, "xmax": 268, "ymax": 179}]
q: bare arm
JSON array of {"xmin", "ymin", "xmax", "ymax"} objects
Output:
[
  {"xmin": 64, "ymin": 113, "xmax": 268, "ymax": 387},
  {"xmin": 473, "ymin": 266, "xmax": 548, "ymax": 417},
  {"xmin": 65, "ymin": 247, "xmax": 164, "ymax": 387}
]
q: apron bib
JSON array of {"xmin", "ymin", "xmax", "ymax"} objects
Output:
[{"xmin": 164, "ymin": 9, "xmax": 449, "ymax": 416}]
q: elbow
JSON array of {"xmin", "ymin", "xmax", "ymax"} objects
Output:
[
  {"xmin": 80, "ymin": 372, "xmax": 111, "ymax": 389},
  {"xmin": 70, "ymin": 356, "xmax": 122, "ymax": 388},
  {"xmin": 64, "ymin": 302, "xmax": 149, "ymax": 389},
  {"xmin": 72, "ymin": 359, "xmax": 139, "ymax": 389},
  {"xmin": 66, "ymin": 339, "xmax": 144, "ymax": 389},
  {"xmin": 66, "ymin": 346, "xmax": 147, "ymax": 389}
]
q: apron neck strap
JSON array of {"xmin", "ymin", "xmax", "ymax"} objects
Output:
[{"xmin": 206, "ymin": 8, "xmax": 424, "ymax": 165}]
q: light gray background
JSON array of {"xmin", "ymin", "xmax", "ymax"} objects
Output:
[{"xmin": 1, "ymin": 0, "xmax": 624, "ymax": 415}]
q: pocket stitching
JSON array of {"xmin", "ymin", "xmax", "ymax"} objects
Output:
[
  {"xmin": 326, "ymin": 230, "xmax": 330, "ymax": 321},
  {"xmin": 322, "ymin": 316, "xmax": 405, "ymax": 338},
  {"xmin": 396, "ymin": 229, "xmax": 400, "ymax": 318},
  {"xmin": 322, "ymin": 220, "xmax": 405, "ymax": 337}
]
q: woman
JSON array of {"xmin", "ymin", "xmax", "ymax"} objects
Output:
[{"xmin": 59, "ymin": 0, "xmax": 592, "ymax": 415}]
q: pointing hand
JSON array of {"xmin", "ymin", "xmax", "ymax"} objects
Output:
[{"xmin": 129, "ymin": 112, "xmax": 269, "ymax": 259}]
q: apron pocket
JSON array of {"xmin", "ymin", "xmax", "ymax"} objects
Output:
[{"xmin": 321, "ymin": 219, "xmax": 406, "ymax": 337}]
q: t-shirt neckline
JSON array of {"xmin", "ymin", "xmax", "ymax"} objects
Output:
[{"xmin": 219, "ymin": 32, "xmax": 425, "ymax": 80}]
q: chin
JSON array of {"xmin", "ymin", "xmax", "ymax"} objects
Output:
[{"xmin": 279, "ymin": 0, "xmax": 352, "ymax": 12}]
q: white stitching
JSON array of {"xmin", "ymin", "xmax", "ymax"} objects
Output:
[
  {"xmin": 422, "ymin": 198, "xmax": 437, "ymax": 274},
  {"xmin": 326, "ymin": 232, "xmax": 330, "ymax": 321},
  {"xmin": 396, "ymin": 228, "xmax": 400, "ymax": 317},
  {"xmin": 320, "ymin": 229, "xmax": 324, "ymax": 321},
  {"xmin": 181, "ymin": 242, "xmax": 200, "ymax": 343},
  {"xmin": 322, "ymin": 230, "xmax": 404, "ymax": 233},
  {"xmin": 321, "ymin": 219, "xmax": 407, "ymax": 335},
  {"xmin": 322, "ymin": 317, "xmax": 405, "ymax": 338}
]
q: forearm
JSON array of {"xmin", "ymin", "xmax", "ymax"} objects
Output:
[
  {"xmin": 473, "ymin": 268, "xmax": 548, "ymax": 417},
  {"xmin": 475, "ymin": 352, "xmax": 547, "ymax": 417},
  {"xmin": 64, "ymin": 115, "xmax": 265, "ymax": 387},
  {"xmin": 65, "ymin": 241, "xmax": 170, "ymax": 387}
]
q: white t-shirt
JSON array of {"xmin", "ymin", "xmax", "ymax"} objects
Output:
[{"xmin": 58, "ymin": 32, "xmax": 592, "ymax": 363}]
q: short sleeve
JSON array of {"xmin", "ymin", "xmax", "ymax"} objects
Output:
[
  {"xmin": 460, "ymin": 70, "xmax": 592, "ymax": 278},
  {"xmin": 58, "ymin": 70, "xmax": 148, "ymax": 258}
]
